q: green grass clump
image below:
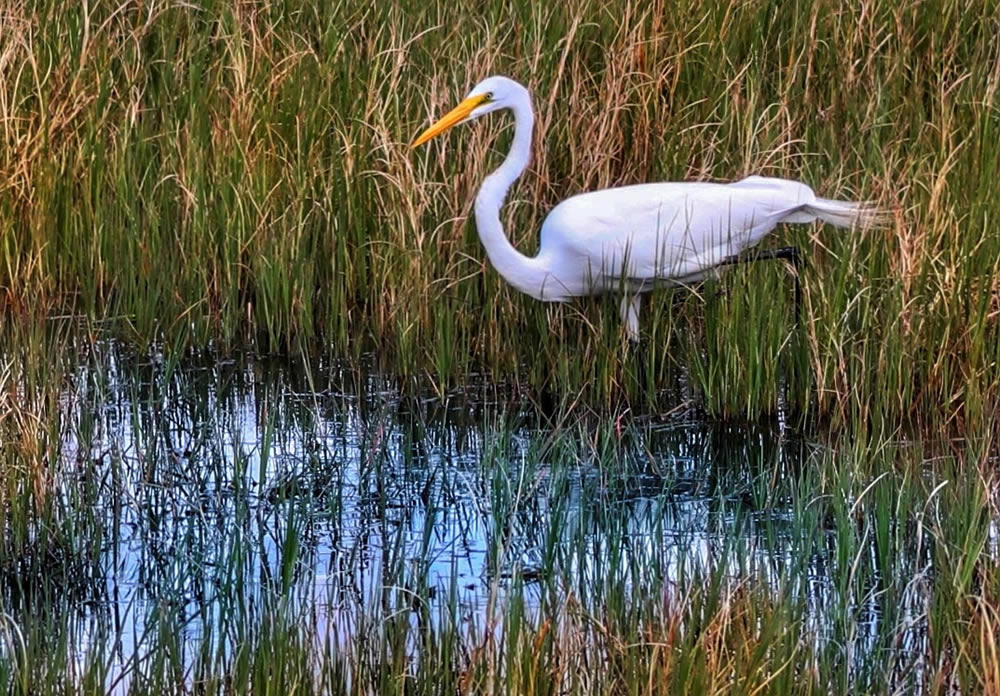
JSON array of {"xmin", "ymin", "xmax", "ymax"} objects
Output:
[
  {"xmin": 0, "ymin": 349, "xmax": 998, "ymax": 694},
  {"xmin": 0, "ymin": 0, "xmax": 998, "ymax": 422}
]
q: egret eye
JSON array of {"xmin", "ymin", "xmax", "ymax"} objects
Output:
[{"xmin": 484, "ymin": 91, "xmax": 495, "ymax": 102}]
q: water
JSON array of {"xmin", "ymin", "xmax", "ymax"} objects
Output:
[{"xmin": 1, "ymin": 345, "xmax": 934, "ymax": 692}]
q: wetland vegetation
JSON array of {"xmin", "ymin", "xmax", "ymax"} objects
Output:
[{"xmin": 2, "ymin": 0, "xmax": 1000, "ymax": 693}]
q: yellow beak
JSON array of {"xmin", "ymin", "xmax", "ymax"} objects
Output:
[{"xmin": 410, "ymin": 94, "xmax": 489, "ymax": 148}]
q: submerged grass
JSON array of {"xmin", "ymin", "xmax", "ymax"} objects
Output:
[
  {"xmin": 0, "ymin": 346, "xmax": 999, "ymax": 693},
  {"xmin": 0, "ymin": 0, "xmax": 998, "ymax": 421}
]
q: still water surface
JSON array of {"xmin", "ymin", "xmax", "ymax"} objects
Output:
[{"xmin": 6, "ymin": 346, "xmax": 932, "ymax": 689}]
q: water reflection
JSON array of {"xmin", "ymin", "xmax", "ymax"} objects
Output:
[{"xmin": 3, "ymin": 345, "xmax": 930, "ymax": 691}]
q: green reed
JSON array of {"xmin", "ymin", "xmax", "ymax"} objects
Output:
[
  {"xmin": 1, "ymin": 0, "xmax": 998, "ymax": 421},
  {"xmin": 0, "ymin": 343, "xmax": 999, "ymax": 693},
  {"xmin": 2, "ymin": 2, "xmax": 1000, "ymax": 689}
]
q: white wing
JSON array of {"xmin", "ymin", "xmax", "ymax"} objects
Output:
[{"xmin": 537, "ymin": 176, "xmax": 816, "ymax": 296}]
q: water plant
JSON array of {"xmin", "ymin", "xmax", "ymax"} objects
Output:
[{"xmin": 0, "ymin": 0, "xmax": 997, "ymax": 420}]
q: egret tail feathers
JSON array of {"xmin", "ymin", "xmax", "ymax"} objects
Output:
[{"xmin": 801, "ymin": 198, "xmax": 890, "ymax": 229}]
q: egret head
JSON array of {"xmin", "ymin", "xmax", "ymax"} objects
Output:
[{"xmin": 411, "ymin": 76, "xmax": 525, "ymax": 148}]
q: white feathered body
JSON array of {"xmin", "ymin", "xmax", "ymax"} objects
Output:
[{"xmin": 530, "ymin": 175, "xmax": 860, "ymax": 301}]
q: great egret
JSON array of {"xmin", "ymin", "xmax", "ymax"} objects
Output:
[{"xmin": 412, "ymin": 76, "xmax": 883, "ymax": 340}]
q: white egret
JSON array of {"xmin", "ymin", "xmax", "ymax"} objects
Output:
[{"xmin": 412, "ymin": 76, "xmax": 883, "ymax": 340}]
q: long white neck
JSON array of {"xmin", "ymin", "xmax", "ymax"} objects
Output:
[{"xmin": 473, "ymin": 89, "xmax": 550, "ymax": 299}]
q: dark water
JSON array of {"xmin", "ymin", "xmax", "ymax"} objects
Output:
[{"xmin": 2, "ymin": 346, "xmax": 934, "ymax": 691}]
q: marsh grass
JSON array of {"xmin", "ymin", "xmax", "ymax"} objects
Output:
[
  {"xmin": 3, "ymin": 1, "xmax": 1000, "ymax": 693},
  {"xmin": 0, "ymin": 0, "xmax": 998, "ymax": 421},
  {"xmin": 0, "ymin": 347, "xmax": 998, "ymax": 693}
]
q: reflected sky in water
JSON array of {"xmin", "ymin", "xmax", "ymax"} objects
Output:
[{"xmin": 5, "ymin": 346, "xmax": 933, "ymax": 691}]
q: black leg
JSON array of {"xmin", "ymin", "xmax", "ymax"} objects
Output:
[{"xmin": 719, "ymin": 246, "xmax": 802, "ymax": 323}]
